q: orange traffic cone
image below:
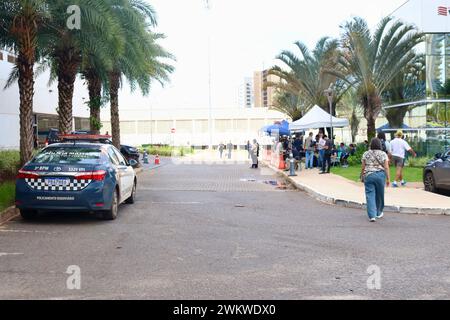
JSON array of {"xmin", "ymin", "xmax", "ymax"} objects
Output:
[
  {"xmin": 155, "ymin": 154, "xmax": 160, "ymax": 165},
  {"xmin": 278, "ymin": 154, "xmax": 286, "ymax": 170}
]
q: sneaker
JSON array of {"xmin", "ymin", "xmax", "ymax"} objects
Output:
[
  {"xmin": 392, "ymin": 182, "xmax": 398, "ymax": 188},
  {"xmin": 401, "ymin": 181, "xmax": 407, "ymax": 186},
  {"xmin": 370, "ymin": 218, "xmax": 376, "ymax": 222},
  {"xmin": 377, "ymin": 212, "xmax": 384, "ymax": 219}
]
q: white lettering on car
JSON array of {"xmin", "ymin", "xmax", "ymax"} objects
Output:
[
  {"xmin": 36, "ymin": 196, "xmax": 75, "ymax": 201},
  {"xmin": 34, "ymin": 166, "xmax": 49, "ymax": 171}
]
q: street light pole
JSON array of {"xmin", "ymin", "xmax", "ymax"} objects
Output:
[
  {"xmin": 324, "ymin": 85, "xmax": 334, "ymax": 143},
  {"xmin": 205, "ymin": 0, "xmax": 213, "ymax": 150}
]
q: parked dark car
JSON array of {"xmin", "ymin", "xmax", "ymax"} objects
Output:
[
  {"xmin": 423, "ymin": 149, "xmax": 450, "ymax": 193},
  {"xmin": 120, "ymin": 145, "xmax": 140, "ymax": 163}
]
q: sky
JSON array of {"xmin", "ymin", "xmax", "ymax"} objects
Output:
[{"xmin": 121, "ymin": 0, "xmax": 408, "ymax": 110}]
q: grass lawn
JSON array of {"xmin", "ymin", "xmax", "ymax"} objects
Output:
[
  {"xmin": 0, "ymin": 181, "xmax": 15, "ymax": 212},
  {"xmin": 331, "ymin": 166, "xmax": 423, "ymax": 183}
]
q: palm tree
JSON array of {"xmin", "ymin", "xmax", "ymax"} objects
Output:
[
  {"xmin": 41, "ymin": 0, "xmax": 121, "ymax": 134},
  {"xmin": 106, "ymin": 0, "xmax": 174, "ymax": 148},
  {"xmin": 268, "ymin": 37, "xmax": 348, "ymax": 116},
  {"xmin": 339, "ymin": 87, "xmax": 362, "ymax": 142},
  {"xmin": 271, "ymin": 91, "xmax": 303, "ymax": 121},
  {"xmin": 337, "ymin": 17, "xmax": 424, "ymax": 140},
  {"xmin": 0, "ymin": 0, "xmax": 47, "ymax": 165}
]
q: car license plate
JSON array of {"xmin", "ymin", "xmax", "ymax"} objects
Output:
[{"xmin": 45, "ymin": 178, "xmax": 70, "ymax": 187}]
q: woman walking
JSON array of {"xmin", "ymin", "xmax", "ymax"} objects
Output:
[{"xmin": 361, "ymin": 138, "xmax": 391, "ymax": 222}]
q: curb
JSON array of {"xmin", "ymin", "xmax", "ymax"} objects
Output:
[
  {"xmin": 264, "ymin": 162, "xmax": 448, "ymax": 216},
  {"xmin": 0, "ymin": 206, "xmax": 19, "ymax": 226}
]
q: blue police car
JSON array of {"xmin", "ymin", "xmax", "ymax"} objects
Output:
[{"xmin": 15, "ymin": 141, "xmax": 137, "ymax": 221}]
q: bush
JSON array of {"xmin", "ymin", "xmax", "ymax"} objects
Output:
[
  {"xmin": 0, "ymin": 150, "xmax": 20, "ymax": 181},
  {"xmin": 141, "ymin": 146, "xmax": 194, "ymax": 157},
  {"xmin": 347, "ymin": 143, "xmax": 368, "ymax": 166},
  {"xmin": 0, "ymin": 181, "xmax": 15, "ymax": 212},
  {"xmin": 406, "ymin": 156, "xmax": 430, "ymax": 168}
]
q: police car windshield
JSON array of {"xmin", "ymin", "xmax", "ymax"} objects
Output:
[{"xmin": 33, "ymin": 147, "xmax": 102, "ymax": 165}]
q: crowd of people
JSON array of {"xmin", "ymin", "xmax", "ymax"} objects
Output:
[
  {"xmin": 273, "ymin": 131, "xmax": 357, "ymax": 174},
  {"xmin": 221, "ymin": 129, "xmax": 417, "ymax": 223}
]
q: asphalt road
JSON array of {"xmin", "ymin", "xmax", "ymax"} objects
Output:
[{"xmin": 1, "ymin": 160, "xmax": 450, "ymax": 300}]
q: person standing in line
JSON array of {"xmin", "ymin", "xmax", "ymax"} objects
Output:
[
  {"xmin": 304, "ymin": 132, "xmax": 315, "ymax": 169},
  {"xmin": 227, "ymin": 141, "xmax": 233, "ymax": 159},
  {"xmin": 361, "ymin": 138, "xmax": 391, "ymax": 222},
  {"xmin": 319, "ymin": 135, "xmax": 332, "ymax": 174},
  {"xmin": 390, "ymin": 130, "xmax": 416, "ymax": 188},
  {"xmin": 250, "ymin": 139, "xmax": 259, "ymax": 169},
  {"xmin": 317, "ymin": 133, "xmax": 326, "ymax": 169},
  {"xmin": 246, "ymin": 140, "xmax": 251, "ymax": 159},
  {"xmin": 219, "ymin": 143, "xmax": 225, "ymax": 159},
  {"xmin": 377, "ymin": 132, "xmax": 392, "ymax": 160}
]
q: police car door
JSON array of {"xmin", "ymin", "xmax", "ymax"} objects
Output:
[{"xmin": 112, "ymin": 147, "xmax": 134, "ymax": 199}]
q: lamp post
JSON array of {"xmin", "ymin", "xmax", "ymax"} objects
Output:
[
  {"xmin": 324, "ymin": 85, "xmax": 334, "ymax": 143},
  {"xmin": 205, "ymin": 0, "xmax": 213, "ymax": 150}
]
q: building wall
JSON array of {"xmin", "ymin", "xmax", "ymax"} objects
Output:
[
  {"xmin": 0, "ymin": 49, "xmax": 90, "ymax": 150},
  {"xmin": 253, "ymin": 70, "xmax": 279, "ymax": 108},
  {"xmin": 100, "ymin": 106, "xmax": 288, "ymax": 147},
  {"xmin": 238, "ymin": 77, "xmax": 254, "ymax": 108}
]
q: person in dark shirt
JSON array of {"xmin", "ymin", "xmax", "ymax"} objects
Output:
[{"xmin": 320, "ymin": 135, "xmax": 333, "ymax": 174}]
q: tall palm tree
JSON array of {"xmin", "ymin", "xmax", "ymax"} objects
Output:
[
  {"xmin": 339, "ymin": 87, "xmax": 362, "ymax": 142},
  {"xmin": 0, "ymin": 0, "xmax": 47, "ymax": 165},
  {"xmin": 107, "ymin": 0, "xmax": 174, "ymax": 148},
  {"xmin": 268, "ymin": 37, "xmax": 348, "ymax": 116},
  {"xmin": 41, "ymin": 0, "xmax": 121, "ymax": 134},
  {"xmin": 337, "ymin": 17, "xmax": 424, "ymax": 140}
]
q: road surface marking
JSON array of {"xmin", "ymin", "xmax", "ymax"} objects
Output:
[{"xmin": 0, "ymin": 253, "xmax": 24, "ymax": 257}]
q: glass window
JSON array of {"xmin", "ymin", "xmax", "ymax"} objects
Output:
[
  {"xmin": 107, "ymin": 148, "xmax": 120, "ymax": 165},
  {"xmin": 112, "ymin": 148, "xmax": 127, "ymax": 166},
  {"xmin": 33, "ymin": 147, "xmax": 102, "ymax": 165}
]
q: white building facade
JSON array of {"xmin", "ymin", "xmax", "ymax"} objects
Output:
[
  {"xmin": 0, "ymin": 49, "xmax": 90, "ymax": 150},
  {"xmin": 100, "ymin": 106, "xmax": 288, "ymax": 147}
]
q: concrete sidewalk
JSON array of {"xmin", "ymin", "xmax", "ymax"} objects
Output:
[{"xmin": 265, "ymin": 162, "xmax": 450, "ymax": 216}]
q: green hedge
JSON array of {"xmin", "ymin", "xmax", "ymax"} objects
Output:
[
  {"xmin": 347, "ymin": 143, "xmax": 368, "ymax": 166},
  {"xmin": 0, "ymin": 181, "xmax": 15, "ymax": 212},
  {"xmin": 0, "ymin": 150, "xmax": 20, "ymax": 180},
  {"xmin": 140, "ymin": 146, "xmax": 194, "ymax": 157}
]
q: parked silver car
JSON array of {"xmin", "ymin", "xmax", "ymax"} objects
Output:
[{"xmin": 423, "ymin": 149, "xmax": 450, "ymax": 193}]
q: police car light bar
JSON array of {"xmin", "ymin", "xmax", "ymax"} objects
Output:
[{"xmin": 59, "ymin": 134, "xmax": 112, "ymax": 141}]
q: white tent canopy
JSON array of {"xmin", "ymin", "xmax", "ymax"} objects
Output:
[{"xmin": 289, "ymin": 105, "xmax": 349, "ymax": 132}]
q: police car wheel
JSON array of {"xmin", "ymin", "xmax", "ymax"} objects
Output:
[
  {"xmin": 20, "ymin": 209, "xmax": 38, "ymax": 220},
  {"xmin": 102, "ymin": 190, "xmax": 118, "ymax": 220},
  {"xmin": 125, "ymin": 181, "xmax": 137, "ymax": 204}
]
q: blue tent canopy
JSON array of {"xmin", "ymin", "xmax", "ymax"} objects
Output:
[
  {"xmin": 377, "ymin": 123, "xmax": 410, "ymax": 132},
  {"xmin": 262, "ymin": 120, "xmax": 291, "ymax": 136}
]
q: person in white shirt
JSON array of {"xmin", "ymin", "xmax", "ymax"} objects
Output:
[
  {"xmin": 390, "ymin": 130, "xmax": 417, "ymax": 188},
  {"xmin": 318, "ymin": 133, "xmax": 326, "ymax": 168}
]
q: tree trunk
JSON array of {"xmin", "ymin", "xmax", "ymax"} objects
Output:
[
  {"xmin": 17, "ymin": 51, "xmax": 35, "ymax": 166},
  {"xmin": 363, "ymin": 93, "xmax": 382, "ymax": 142},
  {"xmin": 109, "ymin": 71, "xmax": 121, "ymax": 149},
  {"xmin": 85, "ymin": 69, "xmax": 102, "ymax": 135},
  {"xmin": 56, "ymin": 50, "xmax": 80, "ymax": 134}
]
